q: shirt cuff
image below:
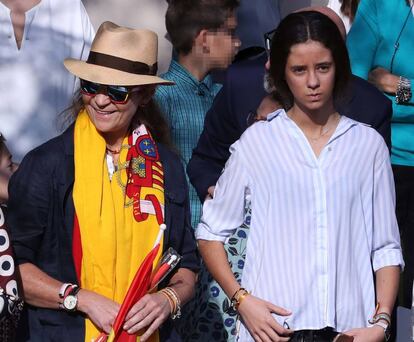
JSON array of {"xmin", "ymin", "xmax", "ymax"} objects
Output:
[
  {"xmin": 195, "ymin": 223, "xmax": 228, "ymax": 242},
  {"xmin": 372, "ymin": 249, "xmax": 405, "ymax": 272}
]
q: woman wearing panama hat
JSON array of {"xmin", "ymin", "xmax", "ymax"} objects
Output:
[{"xmin": 6, "ymin": 21, "xmax": 199, "ymax": 342}]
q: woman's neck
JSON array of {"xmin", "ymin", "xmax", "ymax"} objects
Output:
[
  {"xmin": 1, "ymin": 0, "xmax": 41, "ymax": 12},
  {"xmin": 102, "ymin": 130, "xmax": 128, "ymax": 153},
  {"xmin": 288, "ymin": 101, "xmax": 337, "ymax": 129},
  {"xmin": 288, "ymin": 101, "xmax": 340, "ymax": 141},
  {"xmin": 287, "ymin": 102, "xmax": 340, "ymax": 157}
]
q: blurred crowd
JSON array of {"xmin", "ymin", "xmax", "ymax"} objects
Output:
[{"xmin": 0, "ymin": 0, "xmax": 413, "ymax": 341}]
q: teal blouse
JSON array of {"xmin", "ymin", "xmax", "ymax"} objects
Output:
[{"xmin": 347, "ymin": 0, "xmax": 414, "ymax": 166}]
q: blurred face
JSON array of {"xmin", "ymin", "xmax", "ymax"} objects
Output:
[
  {"xmin": 205, "ymin": 12, "xmax": 240, "ymax": 69},
  {"xmin": 0, "ymin": 142, "xmax": 18, "ymax": 204},
  {"xmin": 284, "ymin": 40, "xmax": 335, "ymax": 113},
  {"xmin": 0, "ymin": 143, "xmax": 17, "ymax": 178},
  {"xmin": 82, "ymin": 83, "xmax": 155, "ymax": 138}
]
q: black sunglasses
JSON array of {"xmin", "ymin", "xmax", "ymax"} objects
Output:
[
  {"xmin": 263, "ymin": 28, "xmax": 276, "ymax": 55},
  {"xmin": 80, "ymin": 79, "xmax": 136, "ymax": 104}
]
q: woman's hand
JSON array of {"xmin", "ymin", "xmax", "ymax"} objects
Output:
[
  {"xmin": 344, "ymin": 326, "xmax": 385, "ymax": 342},
  {"xmin": 77, "ymin": 289, "xmax": 120, "ymax": 334},
  {"xmin": 123, "ymin": 292, "xmax": 171, "ymax": 341},
  {"xmin": 368, "ymin": 67, "xmax": 399, "ymax": 94},
  {"xmin": 237, "ymin": 294, "xmax": 293, "ymax": 342}
]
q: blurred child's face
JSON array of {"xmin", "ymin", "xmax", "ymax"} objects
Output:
[
  {"xmin": 205, "ymin": 11, "xmax": 240, "ymax": 69},
  {"xmin": 0, "ymin": 143, "xmax": 17, "ymax": 178}
]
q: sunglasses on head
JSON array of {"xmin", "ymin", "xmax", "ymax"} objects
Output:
[{"xmin": 80, "ymin": 79, "xmax": 137, "ymax": 104}]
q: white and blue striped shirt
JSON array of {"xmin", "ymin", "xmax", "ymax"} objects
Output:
[{"xmin": 196, "ymin": 109, "xmax": 404, "ymax": 340}]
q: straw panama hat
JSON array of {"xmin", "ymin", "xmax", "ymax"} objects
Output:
[{"xmin": 64, "ymin": 21, "xmax": 173, "ymax": 86}]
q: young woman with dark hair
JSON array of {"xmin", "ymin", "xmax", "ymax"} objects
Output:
[{"xmin": 196, "ymin": 11, "xmax": 403, "ymax": 342}]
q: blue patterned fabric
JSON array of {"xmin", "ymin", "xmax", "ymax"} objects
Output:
[
  {"xmin": 176, "ymin": 201, "xmax": 251, "ymax": 341},
  {"xmin": 155, "ymin": 60, "xmax": 222, "ymax": 228}
]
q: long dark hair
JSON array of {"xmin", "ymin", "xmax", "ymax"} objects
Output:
[
  {"xmin": 268, "ymin": 11, "xmax": 351, "ymax": 110},
  {"xmin": 61, "ymin": 90, "xmax": 172, "ymax": 148}
]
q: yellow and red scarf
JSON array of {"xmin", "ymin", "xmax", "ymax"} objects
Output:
[{"xmin": 72, "ymin": 110, "xmax": 164, "ymax": 342}]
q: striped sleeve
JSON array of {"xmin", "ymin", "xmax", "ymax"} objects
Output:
[
  {"xmin": 195, "ymin": 144, "xmax": 250, "ymax": 242},
  {"xmin": 371, "ymin": 142, "xmax": 405, "ymax": 271}
]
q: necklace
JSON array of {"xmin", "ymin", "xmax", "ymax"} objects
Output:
[
  {"xmin": 307, "ymin": 115, "xmax": 339, "ymax": 142},
  {"xmin": 289, "ymin": 112, "xmax": 340, "ymax": 143},
  {"xmin": 106, "ymin": 146, "xmax": 121, "ymax": 154}
]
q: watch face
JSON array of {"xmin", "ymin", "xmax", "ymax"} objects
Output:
[{"xmin": 63, "ymin": 295, "xmax": 77, "ymax": 310}]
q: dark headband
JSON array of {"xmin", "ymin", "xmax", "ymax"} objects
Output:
[{"xmin": 87, "ymin": 51, "xmax": 158, "ymax": 75}]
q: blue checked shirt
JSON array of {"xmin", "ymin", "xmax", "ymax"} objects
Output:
[{"xmin": 155, "ymin": 60, "xmax": 222, "ymax": 228}]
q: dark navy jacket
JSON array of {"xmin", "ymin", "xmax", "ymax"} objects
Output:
[
  {"xmin": 7, "ymin": 124, "xmax": 199, "ymax": 341},
  {"xmin": 187, "ymin": 52, "xmax": 393, "ymax": 201}
]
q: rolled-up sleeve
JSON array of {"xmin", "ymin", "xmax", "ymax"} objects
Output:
[
  {"xmin": 371, "ymin": 145, "xmax": 404, "ymax": 272},
  {"xmin": 196, "ymin": 144, "xmax": 250, "ymax": 242}
]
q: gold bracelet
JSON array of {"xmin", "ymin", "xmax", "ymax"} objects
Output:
[
  {"xmin": 230, "ymin": 287, "xmax": 249, "ymax": 311},
  {"xmin": 160, "ymin": 287, "xmax": 181, "ymax": 319},
  {"xmin": 236, "ymin": 291, "xmax": 250, "ymax": 310},
  {"xmin": 159, "ymin": 290, "xmax": 174, "ymax": 314},
  {"xmin": 160, "ymin": 288, "xmax": 177, "ymax": 314}
]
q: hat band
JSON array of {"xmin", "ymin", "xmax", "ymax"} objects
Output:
[{"xmin": 87, "ymin": 51, "xmax": 158, "ymax": 76}]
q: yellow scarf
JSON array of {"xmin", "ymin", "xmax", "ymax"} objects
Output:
[{"xmin": 73, "ymin": 110, "xmax": 164, "ymax": 342}]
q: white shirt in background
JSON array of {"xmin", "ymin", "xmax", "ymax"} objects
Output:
[
  {"xmin": 328, "ymin": 0, "xmax": 352, "ymax": 33},
  {"xmin": 0, "ymin": 0, "xmax": 95, "ymax": 160}
]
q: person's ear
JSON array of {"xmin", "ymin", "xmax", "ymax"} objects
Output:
[{"xmin": 194, "ymin": 29, "xmax": 210, "ymax": 54}]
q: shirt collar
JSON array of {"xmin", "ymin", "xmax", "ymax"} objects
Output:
[
  {"xmin": 271, "ymin": 108, "xmax": 361, "ymax": 143},
  {"xmin": 168, "ymin": 59, "xmax": 215, "ymax": 91}
]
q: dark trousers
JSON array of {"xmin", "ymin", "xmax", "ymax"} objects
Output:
[
  {"xmin": 290, "ymin": 328, "xmax": 338, "ymax": 342},
  {"xmin": 393, "ymin": 165, "xmax": 414, "ymax": 308}
]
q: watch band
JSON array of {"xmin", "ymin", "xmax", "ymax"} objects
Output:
[
  {"xmin": 59, "ymin": 284, "xmax": 80, "ymax": 311},
  {"xmin": 374, "ymin": 321, "xmax": 391, "ymax": 341},
  {"xmin": 374, "ymin": 321, "xmax": 388, "ymax": 330},
  {"xmin": 59, "ymin": 283, "xmax": 74, "ymax": 299}
]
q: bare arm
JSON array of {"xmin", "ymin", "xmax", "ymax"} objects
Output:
[
  {"xmin": 19, "ymin": 263, "xmax": 62, "ymax": 308},
  {"xmin": 368, "ymin": 67, "xmax": 399, "ymax": 94},
  {"xmin": 19, "ymin": 262, "xmax": 120, "ymax": 334},
  {"xmin": 198, "ymin": 240, "xmax": 239, "ymax": 298},
  {"xmin": 374, "ymin": 265, "xmax": 400, "ymax": 316},
  {"xmin": 198, "ymin": 240, "xmax": 292, "ymax": 342},
  {"xmin": 344, "ymin": 266, "xmax": 400, "ymax": 341}
]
